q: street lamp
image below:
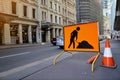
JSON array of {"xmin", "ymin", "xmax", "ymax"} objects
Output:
[{"xmin": 37, "ymin": 0, "xmax": 42, "ymax": 43}]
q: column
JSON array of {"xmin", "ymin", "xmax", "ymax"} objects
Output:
[
  {"xmin": 59, "ymin": 29, "xmax": 61, "ymax": 35},
  {"xmin": 56, "ymin": 28, "xmax": 59, "ymax": 36},
  {"xmin": 28, "ymin": 25, "xmax": 32, "ymax": 43},
  {"xmin": 18, "ymin": 24, "xmax": 23, "ymax": 44},
  {"xmin": 60, "ymin": 28, "xmax": 63, "ymax": 35},
  {"xmin": 3, "ymin": 23, "xmax": 11, "ymax": 44},
  {"xmin": 46, "ymin": 30, "xmax": 50, "ymax": 42},
  {"xmin": 55, "ymin": 28, "xmax": 57, "ymax": 37},
  {"xmin": 36, "ymin": 26, "xmax": 41, "ymax": 43},
  {"xmin": 52, "ymin": 28, "xmax": 55, "ymax": 38}
]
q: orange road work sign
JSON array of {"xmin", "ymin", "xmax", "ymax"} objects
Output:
[{"xmin": 64, "ymin": 22, "xmax": 99, "ymax": 52}]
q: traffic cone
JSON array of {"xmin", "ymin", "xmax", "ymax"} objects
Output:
[
  {"xmin": 87, "ymin": 55, "xmax": 97, "ymax": 64},
  {"xmin": 102, "ymin": 38, "xmax": 116, "ymax": 68}
]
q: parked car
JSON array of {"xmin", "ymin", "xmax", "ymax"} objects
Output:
[
  {"xmin": 56, "ymin": 35, "xmax": 64, "ymax": 48},
  {"xmin": 51, "ymin": 37, "xmax": 57, "ymax": 46}
]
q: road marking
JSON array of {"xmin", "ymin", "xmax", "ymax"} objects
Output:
[
  {"xmin": 0, "ymin": 52, "xmax": 78, "ymax": 77},
  {"xmin": 0, "ymin": 55, "xmax": 54, "ymax": 77},
  {"xmin": 0, "ymin": 52, "xmax": 31, "ymax": 59}
]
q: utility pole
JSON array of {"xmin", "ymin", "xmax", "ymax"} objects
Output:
[{"xmin": 37, "ymin": 0, "xmax": 42, "ymax": 43}]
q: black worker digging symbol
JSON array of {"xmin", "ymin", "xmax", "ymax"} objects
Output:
[{"xmin": 76, "ymin": 40, "xmax": 94, "ymax": 49}]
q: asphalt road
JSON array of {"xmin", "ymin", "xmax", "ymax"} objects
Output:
[
  {"xmin": 22, "ymin": 40, "xmax": 120, "ymax": 80},
  {"xmin": 0, "ymin": 44, "xmax": 62, "ymax": 72},
  {"xmin": 1, "ymin": 40, "xmax": 120, "ymax": 80}
]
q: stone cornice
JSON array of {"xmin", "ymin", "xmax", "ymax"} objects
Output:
[{"xmin": 0, "ymin": 13, "xmax": 18, "ymax": 23}]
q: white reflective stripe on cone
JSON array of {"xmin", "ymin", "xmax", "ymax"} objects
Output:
[{"xmin": 104, "ymin": 48, "xmax": 112, "ymax": 57}]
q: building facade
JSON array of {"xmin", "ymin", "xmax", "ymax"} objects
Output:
[
  {"xmin": 0, "ymin": 0, "xmax": 39, "ymax": 45},
  {"xmin": 62, "ymin": 0, "xmax": 76, "ymax": 26},
  {"xmin": 114, "ymin": 0, "xmax": 120, "ymax": 31},
  {"xmin": 76, "ymin": 0, "xmax": 103, "ymax": 35},
  {"xmin": 0, "ymin": 0, "xmax": 76, "ymax": 45},
  {"xmin": 101, "ymin": 0, "xmax": 117, "ymax": 37},
  {"xmin": 40, "ymin": 0, "xmax": 76, "ymax": 42}
]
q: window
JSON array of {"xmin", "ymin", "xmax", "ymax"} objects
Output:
[
  {"xmin": 50, "ymin": 1, "xmax": 52, "ymax": 9},
  {"xmin": 55, "ymin": 16, "xmax": 57, "ymax": 23},
  {"xmin": 59, "ymin": 6, "xmax": 61, "ymax": 12},
  {"xmin": 41, "ymin": 0, "xmax": 46, "ymax": 5},
  {"xmin": 32, "ymin": 8, "xmax": 36, "ymax": 18},
  {"xmin": 23, "ymin": 6, "xmax": 27, "ymax": 17},
  {"xmin": 42, "ymin": 11, "xmax": 46, "ymax": 21},
  {"xmin": 50, "ymin": 14, "xmax": 53, "ymax": 22},
  {"xmin": 55, "ymin": 4, "xmax": 57, "ymax": 11},
  {"xmin": 12, "ymin": 2, "xmax": 16, "ymax": 14},
  {"xmin": 59, "ymin": 17, "xmax": 61, "ymax": 24}
]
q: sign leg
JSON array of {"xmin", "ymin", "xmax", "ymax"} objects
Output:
[
  {"xmin": 91, "ymin": 52, "xmax": 100, "ymax": 72},
  {"xmin": 53, "ymin": 50, "xmax": 65, "ymax": 65}
]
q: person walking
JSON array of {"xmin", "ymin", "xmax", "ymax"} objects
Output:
[{"xmin": 68, "ymin": 27, "xmax": 80, "ymax": 48}]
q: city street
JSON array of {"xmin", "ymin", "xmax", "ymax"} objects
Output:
[
  {"xmin": 0, "ymin": 40, "xmax": 120, "ymax": 80},
  {"xmin": 0, "ymin": 44, "xmax": 63, "ymax": 79},
  {"xmin": 0, "ymin": 0, "xmax": 119, "ymax": 80}
]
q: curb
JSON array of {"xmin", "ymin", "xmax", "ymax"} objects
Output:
[{"xmin": 0, "ymin": 43, "xmax": 50, "ymax": 50}]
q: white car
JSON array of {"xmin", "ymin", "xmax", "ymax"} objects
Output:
[{"xmin": 56, "ymin": 36, "xmax": 64, "ymax": 48}]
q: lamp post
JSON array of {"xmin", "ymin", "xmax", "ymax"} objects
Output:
[{"xmin": 37, "ymin": 0, "xmax": 42, "ymax": 43}]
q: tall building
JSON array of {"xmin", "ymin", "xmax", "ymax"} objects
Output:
[
  {"xmin": 40, "ymin": 0, "xmax": 76, "ymax": 42},
  {"xmin": 76, "ymin": 0, "xmax": 103, "ymax": 35},
  {"xmin": 0, "ymin": 0, "xmax": 76, "ymax": 45},
  {"xmin": 101, "ymin": 0, "xmax": 116, "ymax": 36},
  {"xmin": 114, "ymin": 0, "xmax": 120, "ymax": 38},
  {"xmin": 111, "ymin": 0, "xmax": 117, "ymax": 30}
]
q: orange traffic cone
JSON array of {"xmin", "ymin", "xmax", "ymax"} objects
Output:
[
  {"xmin": 87, "ymin": 55, "xmax": 97, "ymax": 64},
  {"xmin": 102, "ymin": 38, "xmax": 116, "ymax": 68}
]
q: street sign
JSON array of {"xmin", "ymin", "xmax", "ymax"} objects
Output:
[{"xmin": 64, "ymin": 22, "xmax": 99, "ymax": 52}]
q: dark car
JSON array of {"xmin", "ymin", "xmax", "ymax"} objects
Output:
[{"xmin": 51, "ymin": 38, "xmax": 57, "ymax": 46}]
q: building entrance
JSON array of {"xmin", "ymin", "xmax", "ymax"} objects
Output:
[
  {"xmin": 32, "ymin": 26, "xmax": 37, "ymax": 43},
  {"xmin": 22, "ymin": 25, "xmax": 28, "ymax": 43},
  {"xmin": 10, "ymin": 24, "xmax": 18, "ymax": 44}
]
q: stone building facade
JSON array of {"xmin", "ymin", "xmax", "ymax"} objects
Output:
[
  {"xmin": 40, "ymin": 0, "xmax": 76, "ymax": 42},
  {"xmin": 0, "ymin": 0, "xmax": 39, "ymax": 45},
  {"xmin": 0, "ymin": 0, "xmax": 76, "ymax": 45}
]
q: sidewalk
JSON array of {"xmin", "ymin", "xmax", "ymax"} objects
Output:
[{"xmin": 0, "ymin": 43, "xmax": 48, "ymax": 50}]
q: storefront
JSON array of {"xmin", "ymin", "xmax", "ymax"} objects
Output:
[
  {"xmin": 0, "ymin": 13, "xmax": 18, "ymax": 45},
  {"xmin": 10, "ymin": 24, "xmax": 18, "ymax": 44}
]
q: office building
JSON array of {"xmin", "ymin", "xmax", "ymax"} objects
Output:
[{"xmin": 76, "ymin": 0, "xmax": 103, "ymax": 35}]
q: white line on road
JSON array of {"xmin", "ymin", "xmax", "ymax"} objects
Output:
[
  {"xmin": 0, "ymin": 55, "xmax": 55, "ymax": 77},
  {"xmin": 0, "ymin": 52, "xmax": 31, "ymax": 59},
  {"xmin": 0, "ymin": 52, "xmax": 78, "ymax": 77},
  {"xmin": 0, "ymin": 52, "xmax": 77, "ymax": 77}
]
